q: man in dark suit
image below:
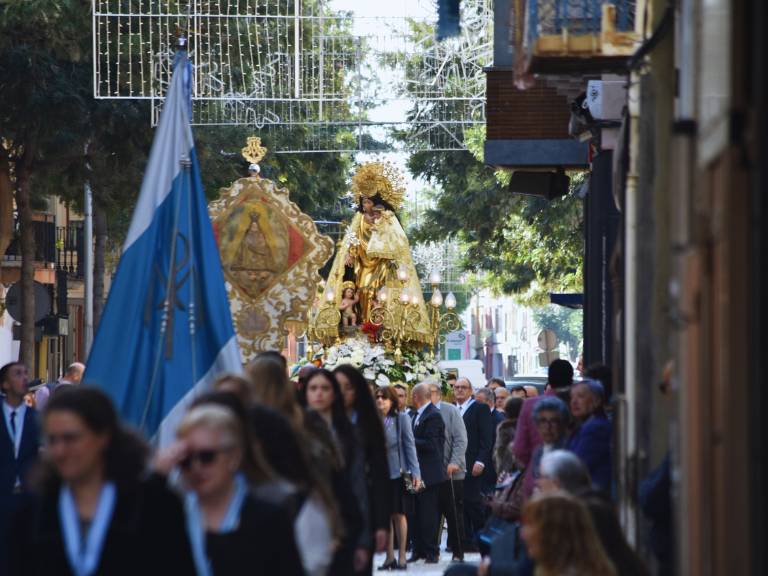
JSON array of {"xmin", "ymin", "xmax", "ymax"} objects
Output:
[
  {"xmin": 408, "ymin": 382, "xmax": 445, "ymax": 564},
  {"xmin": 476, "ymin": 387, "xmax": 505, "ymax": 496},
  {"xmin": 453, "ymin": 377, "xmax": 493, "ymax": 551},
  {"xmin": 1, "ymin": 361, "xmax": 40, "ymax": 572}
]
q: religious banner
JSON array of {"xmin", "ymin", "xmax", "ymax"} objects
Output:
[{"xmin": 210, "ymin": 137, "xmax": 334, "ymax": 359}]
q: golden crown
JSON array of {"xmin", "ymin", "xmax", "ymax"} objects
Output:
[
  {"xmin": 351, "ymin": 162, "xmax": 406, "ymax": 210},
  {"xmin": 241, "ymin": 136, "xmax": 267, "ymax": 164},
  {"xmin": 341, "ymin": 281, "xmax": 356, "ymax": 292}
]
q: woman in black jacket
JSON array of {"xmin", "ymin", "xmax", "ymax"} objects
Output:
[
  {"xmin": 300, "ymin": 368, "xmax": 368, "ymax": 576},
  {"xmin": 9, "ymin": 387, "xmax": 196, "ymax": 576},
  {"xmin": 156, "ymin": 402, "xmax": 304, "ymax": 576}
]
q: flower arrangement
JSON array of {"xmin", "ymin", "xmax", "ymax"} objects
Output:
[{"xmin": 317, "ymin": 336, "xmax": 442, "ymax": 389}]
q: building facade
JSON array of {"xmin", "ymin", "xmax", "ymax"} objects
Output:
[{"xmin": 486, "ymin": 0, "xmax": 766, "ymax": 573}]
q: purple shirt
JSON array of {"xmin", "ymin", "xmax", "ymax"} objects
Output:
[{"xmin": 512, "ymin": 391, "xmax": 556, "ymax": 498}]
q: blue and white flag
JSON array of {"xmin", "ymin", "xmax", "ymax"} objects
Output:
[{"xmin": 84, "ymin": 52, "xmax": 241, "ymax": 445}]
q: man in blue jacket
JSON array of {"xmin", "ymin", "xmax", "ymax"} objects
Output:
[{"xmin": 567, "ymin": 379, "xmax": 611, "ymax": 492}]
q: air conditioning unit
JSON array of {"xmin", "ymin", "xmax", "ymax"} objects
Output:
[{"xmin": 585, "ymin": 80, "xmax": 627, "ymax": 121}]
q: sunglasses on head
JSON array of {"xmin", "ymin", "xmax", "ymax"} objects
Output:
[{"xmin": 179, "ymin": 448, "xmax": 228, "ymax": 470}]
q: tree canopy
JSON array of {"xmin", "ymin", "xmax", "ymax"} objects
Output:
[{"xmin": 407, "ymin": 126, "xmax": 584, "ymax": 305}]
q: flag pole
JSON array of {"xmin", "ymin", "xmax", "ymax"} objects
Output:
[{"xmin": 84, "ymin": 144, "xmax": 94, "ymax": 357}]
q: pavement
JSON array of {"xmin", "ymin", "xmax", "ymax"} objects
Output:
[{"xmin": 372, "ymin": 529, "xmax": 481, "ymax": 575}]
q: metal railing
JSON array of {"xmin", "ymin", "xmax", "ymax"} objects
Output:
[
  {"xmin": 56, "ymin": 222, "xmax": 84, "ymax": 279},
  {"xmin": 525, "ymin": 0, "xmax": 636, "ymax": 49},
  {"xmin": 2, "ymin": 216, "xmax": 56, "ymax": 265}
]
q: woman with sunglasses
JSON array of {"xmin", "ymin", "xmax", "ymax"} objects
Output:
[
  {"xmin": 301, "ymin": 368, "xmax": 367, "ymax": 576},
  {"xmin": 156, "ymin": 404, "xmax": 303, "ymax": 576},
  {"xmin": 375, "ymin": 385, "xmax": 420, "ymax": 571},
  {"xmin": 9, "ymin": 387, "xmax": 196, "ymax": 576}
]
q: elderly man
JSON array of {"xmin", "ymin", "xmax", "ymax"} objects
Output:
[
  {"xmin": 568, "ymin": 379, "xmax": 612, "ymax": 491},
  {"xmin": 453, "ymin": 377, "xmax": 493, "ymax": 552},
  {"xmin": 33, "ymin": 362, "xmax": 85, "ymax": 411},
  {"xmin": 409, "ymin": 382, "xmax": 446, "ymax": 564},
  {"xmin": 494, "ymin": 386, "xmax": 510, "ymax": 412},
  {"xmin": 477, "ymin": 387, "xmax": 505, "ymax": 428},
  {"xmin": 429, "ymin": 382, "xmax": 468, "ymax": 561}
]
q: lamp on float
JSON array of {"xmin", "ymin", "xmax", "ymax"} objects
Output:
[
  {"xmin": 377, "ymin": 286, "xmax": 389, "ymax": 303},
  {"xmin": 445, "ymin": 291, "xmax": 457, "ymax": 310},
  {"xmin": 397, "ymin": 263, "xmax": 409, "ymax": 283},
  {"xmin": 430, "ymin": 288, "xmax": 443, "ymax": 308}
]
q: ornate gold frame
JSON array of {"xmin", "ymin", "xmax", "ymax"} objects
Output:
[{"xmin": 210, "ymin": 158, "xmax": 334, "ymax": 360}]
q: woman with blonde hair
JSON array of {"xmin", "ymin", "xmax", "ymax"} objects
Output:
[
  {"xmin": 156, "ymin": 404, "xmax": 303, "ymax": 575},
  {"xmin": 520, "ymin": 491, "xmax": 616, "ymax": 576}
]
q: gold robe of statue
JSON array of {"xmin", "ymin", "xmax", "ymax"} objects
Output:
[{"xmin": 320, "ymin": 209, "xmax": 432, "ymax": 347}]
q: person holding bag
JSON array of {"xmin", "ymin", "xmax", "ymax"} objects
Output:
[
  {"xmin": 375, "ymin": 386, "xmax": 421, "ymax": 570},
  {"xmin": 477, "ymin": 466, "xmax": 526, "ymax": 556}
]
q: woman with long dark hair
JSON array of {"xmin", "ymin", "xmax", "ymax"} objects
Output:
[
  {"xmin": 249, "ymin": 404, "xmax": 340, "ymax": 576},
  {"xmin": 333, "ymin": 365, "xmax": 391, "ymax": 575},
  {"xmin": 301, "ymin": 368, "xmax": 368, "ymax": 576},
  {"xmin": 9, "ymin": 387, "xmax": 196, "ymax": 576}
]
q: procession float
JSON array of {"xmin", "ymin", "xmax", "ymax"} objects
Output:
[
  {"xmin": 306, "ymin": 161, "xmax": 460, "ymax": 387},
  {"xmin": 210, "ymin": 139, "xmax": 459, "ymax": 386}
]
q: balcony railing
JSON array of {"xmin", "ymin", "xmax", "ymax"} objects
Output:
[
  {"xmin": 515, "ymin": 0, "xmax": 638, "ymax": 77},
  {"xmin": 56, "ymin": 222, "xmax": 84, "ymax": 280},
  {"xmin": 2, "ymin": 216, "xmax": 56, "ymax": 265}
]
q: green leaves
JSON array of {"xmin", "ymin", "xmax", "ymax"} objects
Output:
[{"xmin": 407, "ymin": 126, "xmax": 584, "ymax": 304}]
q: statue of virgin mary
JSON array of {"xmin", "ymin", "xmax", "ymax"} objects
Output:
[{"xmin": 311, "ymin": 162, "xmax": 432, "ymax": 347}]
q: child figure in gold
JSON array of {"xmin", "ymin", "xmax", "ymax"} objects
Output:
[{"xmin": 339, "ymin": 282, "xmax": 360, "ymax": 327}]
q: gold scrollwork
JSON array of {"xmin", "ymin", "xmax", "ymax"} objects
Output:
[
  {"xmin": 210, "ymin": 160, "xmax": 334, "ymax": 360},
  {"xmin": 437, "ymin": 312, "xmax": 463, "ymax": 344}
]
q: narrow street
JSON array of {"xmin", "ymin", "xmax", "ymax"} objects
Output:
[{"xmin": 373, "ymin": 531, "xmax": 482, "ymax": 575}]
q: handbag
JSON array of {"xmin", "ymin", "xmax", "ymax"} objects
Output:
[
  {"xmin": 477, "ymin": 468, "xmax": 526, "ymax": 550},
  {"xmin": 396, "ymin": 413, "xmax": 419, "ymax": 494}
]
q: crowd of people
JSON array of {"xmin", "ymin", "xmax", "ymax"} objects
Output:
[{"xmin": 1, "ymin": 355, "xmax": 648, "ymax": 576}]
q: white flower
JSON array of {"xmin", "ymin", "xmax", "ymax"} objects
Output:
[
  {"xmin": 363, "ymin": 369, "xmax": 376, "ymax": 380},
  {"xmin": 376, "ymin": 373, "xmax": 391, "ymax": 386},
  {"xmin": 405, "ymin": 372, "xmax": 415, "ymax": 382}
]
